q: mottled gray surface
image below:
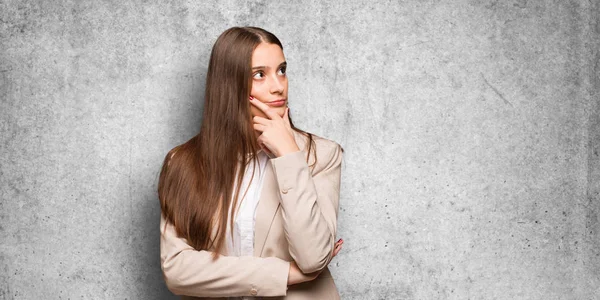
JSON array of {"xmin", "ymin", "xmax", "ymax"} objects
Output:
[{"xmin": 1, "ymin": 0, "xmax": 599, "ymax": 299}]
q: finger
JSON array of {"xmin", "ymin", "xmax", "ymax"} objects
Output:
[
  {"xmin": 250, "ymin": 97, "xmax": 280, "ymax": 120},
  {"xmin": 283, "ymin": 107, "xmax": 291, "ymax": 127},
  {"xmin": 333, "ymin": 242, "xmax": 342, "ymax": 253},
  {"xmin": 257, "ymin": 135, "xmax": 272, "ymax": 150},
  {"xmin": 252, "ymin": 115, "xmax": 270, "ymax": 125},
  {"xmin": 263, "ymin": 147, "xmax": 273, "ymax": 156},
  {"xmin": 332, "ymin": 245, "xmax": 342, "ymax": 257},
  {"xmin": 250, "ymin": 97, "xmax": 274, "ymax": 119},
  {"xmin": 253, "ymin": 123, "xmax": 266, "ymax": 132},
  {"xmin": 257, "ymin": 135, "xmax": 264, "ymax": 147}
]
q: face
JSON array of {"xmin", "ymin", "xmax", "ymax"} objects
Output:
[{"xmin": 249, "ymin": 42, "xmax": 288, "ymax": 119}]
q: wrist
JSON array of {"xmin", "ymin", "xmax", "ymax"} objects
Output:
[{"xmin": 277, "ymin": 144, "xmax": 300, "ymax": 158}]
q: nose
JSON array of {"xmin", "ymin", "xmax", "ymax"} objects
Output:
[{"xmin": 269, "ymin": 75, "xmax": 284, "ymax": 95}]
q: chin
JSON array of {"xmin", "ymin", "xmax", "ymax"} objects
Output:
[
  {"xmin": 250, "ymin": 107, "xmax": 286, "ymax": 119},
  {"xmin": 275, "ymin": 108, "xmax": 286, "ymax": 117}
]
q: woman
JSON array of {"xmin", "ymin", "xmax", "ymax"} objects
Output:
[{"xmin": 158, "ymin": 26, "xmax": 344, "ymax": 299}]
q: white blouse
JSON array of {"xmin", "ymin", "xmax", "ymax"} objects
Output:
[{"xmin": 226, "ymin": 150, "xmax": 269, "ymax": 299}]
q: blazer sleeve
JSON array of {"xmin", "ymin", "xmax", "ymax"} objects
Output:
[
  {"xmin": 160, "ymin": 215, "xmax": 290, "ymax": 297},
  {"xmin": 269, "ymin": 141, "xmax": 343, "ymax": 273}
]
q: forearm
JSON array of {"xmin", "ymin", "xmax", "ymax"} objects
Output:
[
  {"xmin": 280, "ymin": 186, "xmax": 335, "ymax": 273},
  {"xmin": 160, "ymin": 216, "xmax": 290, "ymax": 297},
  {"xmin": 270, "ymin": 143, "xmax": 343, "ymax": 273}
]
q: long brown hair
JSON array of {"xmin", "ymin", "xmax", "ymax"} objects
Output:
[{"xmin": 158, "ymin": 27, "xmax": 316, "ymax": 259}]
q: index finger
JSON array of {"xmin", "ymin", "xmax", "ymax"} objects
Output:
[{"xmin": 249, "ymin": 96, "xmax": 280, "ymax": 120}]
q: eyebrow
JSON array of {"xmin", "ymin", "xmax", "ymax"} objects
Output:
[{"xmin": 252, "ymin": 61, "xmax": 287, "ymax": 70}]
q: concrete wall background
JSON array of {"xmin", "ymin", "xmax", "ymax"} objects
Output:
[{"xmin": 1, "ymin": 0, "xmax": 598, "ymax": 299}]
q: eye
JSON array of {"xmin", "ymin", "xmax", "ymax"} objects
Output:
[
  {"xmin": 253, "ymin": 71, "xmax": 265, "ymax": 79},
  {"xmin": 277, "ymin": 66, "xmax": 286, "ymax": 76}
]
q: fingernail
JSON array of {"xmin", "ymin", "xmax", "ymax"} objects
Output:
[{"xmin": 249, "ymin": 96, "xmax": 254, "ymax": 100}]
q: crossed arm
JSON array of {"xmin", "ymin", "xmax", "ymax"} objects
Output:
[{"xmin": 160, "ymin": 142, "xmax": 343, "ymax": 298}]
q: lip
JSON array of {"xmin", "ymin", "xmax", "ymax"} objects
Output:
[{"xmin": 267, "ymin": 99, "xmax": 287, "ymax": 107}]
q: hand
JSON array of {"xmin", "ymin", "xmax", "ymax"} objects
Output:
[
  {"xmin": 287, "ymin": 238, "xmax": 344, "ymax": 285},
  {"xmin": 287, "ymin": 261, "xmax": 319, "ymax": 285},
  {"xmin": 332, "ymin": 238, "xmax": 343, "ymax": 258},
  {"xmin": 249, "ymin": 96, "xmax": 299, "ymax": 157}
]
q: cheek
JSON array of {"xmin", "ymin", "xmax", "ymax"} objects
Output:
[
  {"xmin": 250, "ymin": 83, "xmax": 269, "ymax": 119},
  {"xmin": 250, "ymin": 82, "xmax": 265, "ymax": 98}
]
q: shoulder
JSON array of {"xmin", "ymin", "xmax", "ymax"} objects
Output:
[
  {"xmin": 294, "ymin": 131, "xmax": 343, "ymax": 173},
  {"xmin": 313, "ymin": 134, "xmax": 343, "ymax": 160},
  {"xmin": 294, "ymin": 130, "xmax": 342, "ymax": 153}
]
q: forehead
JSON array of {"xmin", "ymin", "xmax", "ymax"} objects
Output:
[{"xmin": 251, "ymin": 42, "xmax": 285, "ymax": 66}]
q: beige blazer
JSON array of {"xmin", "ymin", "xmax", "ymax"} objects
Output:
[{"xmin": 160, "ymin": 130, "xmax": 343, "ymax": 299}]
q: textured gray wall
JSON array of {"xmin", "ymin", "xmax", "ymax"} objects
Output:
[{"xmin": 1, "ymin": 1, "xmax": 599, "ymax": 299}]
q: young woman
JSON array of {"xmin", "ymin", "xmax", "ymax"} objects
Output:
[{"xmin": 158, "ymin": 26, "xmax": 344, "ymax": 299}]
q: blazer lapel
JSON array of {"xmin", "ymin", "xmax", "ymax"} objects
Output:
[{"xmin": 254, "ymin": 130, "xmax": 306, "ymax": 256}]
